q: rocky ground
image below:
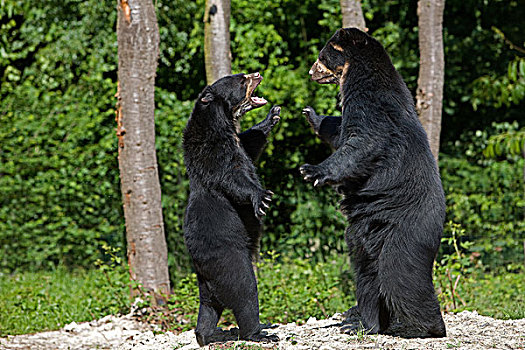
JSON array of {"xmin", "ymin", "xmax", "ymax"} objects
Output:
[{"xmin": 1, "ymin": 311, "xmax": 524, "ymax": 350}]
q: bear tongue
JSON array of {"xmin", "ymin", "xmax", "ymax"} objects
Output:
[{"xmin": 251, "ymin": 96, "xmax": 267, "ymax": 106}]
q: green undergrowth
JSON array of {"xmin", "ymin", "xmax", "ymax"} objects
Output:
[
  {"xmin": 0, "ymin": 266, "xmax": 130, "ymax": 336},
  {"xmin": 1, "ymin": 255, "xmax": 523, "ymax": 337},
  {"xmin": 455, "ymin": 271, "xmax": 525, "ymax": 319}
]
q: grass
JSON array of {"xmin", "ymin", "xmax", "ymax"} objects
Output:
[
  {"xmin": 0, "ymin": 254, "xmax": 523, "ymax": 337},
  {"xmin": 0, "ymin": 266, "xmax": 130, "ymax": 336},
  {"xmin": 458, "ymin": 271, "xmax": 525, "ymax": 319},
  {"xmin": 256, "ymin": 253, "xmax": 355, "ymax": 325}
]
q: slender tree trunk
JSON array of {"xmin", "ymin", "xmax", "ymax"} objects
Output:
[
  {"xmin": 416, "ymin": 0, "xmax": 445, "ymax": 162},
  {"xmin": 204, "ymin": 0, "xmax": 232, "ymax": 85},
  {"xmin": 116, "ymin": 0, "xmax": 170, "ymax": 302},
  {"xmin": 340, "ymin": 0, "xmax": 366, "ymax": 31}
]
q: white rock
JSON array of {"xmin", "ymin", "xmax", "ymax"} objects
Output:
[
  {"xmin": 63, "ymin": 321, "xmax": 78, "ymax": 332},
  {"xmin": 306, "ymin": 317, "xmax": 317, "ymax": 325}
]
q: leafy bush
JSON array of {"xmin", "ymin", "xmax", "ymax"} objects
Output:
[
  {"xmin": 440, "ymin": 147, "xmax": 524, "ymax": 268},
  {"xmin": 0, "ymin": 1, "xmax": 122, "ymax": 271}
]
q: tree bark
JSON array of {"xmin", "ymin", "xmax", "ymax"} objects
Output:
[
  {"xmin": 204, "ymin": 0, "xmax": 232, "ymax": 85},
  {"xmin": 340, "ymin": 0, "xmax": 366, "ymax": 31},
  {"xmin": 416, "ymin": 0, "xmax": 445, "ymax": 162},
  {"xmin": 116, "ymin": 0, "xmax": 170, "ymax": 302}
]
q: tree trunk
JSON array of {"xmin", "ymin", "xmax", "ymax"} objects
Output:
[
  {"xmin": 340, "ymin": 0, "xmax": 366, "ymax": 31},
  {"xmin": 116, "ymin": 0, "xmax": 170, "ymax": 302},
  {"xmin": 204, "ymin": 0, "xmax": 232, "ymax": 85},
  {"xmin": 416, "ymin": 0, "xmax": 445, "ymax": 162}
]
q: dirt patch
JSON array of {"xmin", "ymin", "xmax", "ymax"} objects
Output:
[{"xmin": 1, "ymin": 311, "xmax": 524, "ymax": 350}]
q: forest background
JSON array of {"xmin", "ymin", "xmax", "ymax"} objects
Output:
[{"xmin": 0, "ymin": 0, "xmax": 524, "ymax": 335}]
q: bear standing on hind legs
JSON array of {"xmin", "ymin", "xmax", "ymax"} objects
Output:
[
  {"xmin": 183, "ymin": 73, "xmax": 280, "ymax": 346},
  {"xmin": 300, "ymin": 28, "xmax": 447, "ymax": 338}
]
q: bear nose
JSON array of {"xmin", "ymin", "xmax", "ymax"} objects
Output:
[{"xmin": 309, "ymin": 60, "xmax": 318, "ymax": 76}]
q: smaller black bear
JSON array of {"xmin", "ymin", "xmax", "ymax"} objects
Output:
[
  {"xmin": 183, "ymin": 73, "xmax": 280, "ymax": 346},
  {"xmin": 300, "ymin": 28, "xmax": 446, "ymax": 338}
]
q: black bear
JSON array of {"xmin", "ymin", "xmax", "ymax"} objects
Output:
[
  {"xmin": 183, "ymin": 72, "xmax": 280, "ymax": 346},
  {"xmin": 300, "ymin": 28, "xmax": 447, "ymax": 338}
]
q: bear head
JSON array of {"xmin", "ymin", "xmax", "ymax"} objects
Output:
[
  {"xmin": 309, "ymin": 28, "xmax": 393, "ymax": 86},
  {"xmin": 198, "ymin": 72, "xmax": 268, "ymax": 121}
]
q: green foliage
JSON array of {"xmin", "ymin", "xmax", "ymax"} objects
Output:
[
  {"xmin": 443, "ymin": 1, "xmax": 524, "ymax": 134},
  {"xmin": 440, "ymin": 153, "xmax": 524, "ymax": 268},
  {"xmin": 434, "ymin": 222, "xmax": 475, "ymax": 312},
  {"xmin": 471, "ymin": 44, "xmax": 525, "ymax": 110},
  {"xmin": 435, "ymin": 220, "xmax": 524, "ymax": 319},
  {"xmin": 0, "ymin": 0, "xmax": 122, "ymax": 272},
  {"xmin": 439, "ymin": 121, "xmax": 524, "ymax": 269},
  {"xmin": 483, "ymin": 122, "xmax": 525, "ymax": 159},
  {"xmin": 0, "ymin": 265, "xmax": 130, "ymax": 336},
  {"xmin": 154, "ymin": 92, "xmax": 195, "ymax": 272}
]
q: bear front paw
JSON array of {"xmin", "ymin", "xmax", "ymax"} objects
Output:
[
  {"xmin": 268, "ymin": 105, "xmax": 281, "ymax": 120},
  {"xmin": 253, "ymin": 105, "xmax": 281, "ymax": 136},
  {"xmin": 265, "ymin": 105, "xmax": 281, "ymax": 131},
  {"xmin": 253, "ymin": 189, "xmax": 273, "ymax": 219},
  {"xmin": 299, "ymin": 164, "xmax": 331, "ymax": 187},
  {"xmin": 302, "ymin": 106, "xmax": 322, "ymax": 133}
]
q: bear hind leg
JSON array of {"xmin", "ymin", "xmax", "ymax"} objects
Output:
[
  {"xmin": 231, "ymin": 263, "xmax": 279, "ymax": 343},
  {"xmin": 195, "ymin": 277, "xmax": 224, "ymax": 346},
  {"xmin": 379, "ymin": 249, "xmax": 446, "ymax": 338},
  {"xmin": 209, "ymin": 253, "xmax": 279, "ymax": 343},
  {"xmin": 343, "ymin": 257, "xmax": 385, "ymax": 334},
  {"xmin": 195, "ymin": 302, "xmax": 223, "ymax": 346}
]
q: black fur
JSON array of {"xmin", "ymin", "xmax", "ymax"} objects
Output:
[
  {"xmin": 300, "ymin": 28, "xmax": 446, "ymax": 338},
  {"xmin": 183, "ymin": 73, "xmax": 280, "ymax": 346}
]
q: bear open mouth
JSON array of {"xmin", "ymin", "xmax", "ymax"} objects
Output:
[
  {"xmin": 233, "ymin": 72, "xmax": 267, "ymax": 120},
  {"xmin": 246, "ymin": 73, "xmax": 267, "ymax": 108}
]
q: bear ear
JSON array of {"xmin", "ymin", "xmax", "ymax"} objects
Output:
[
  {"xmin": 336, "ymin": 28, "xmax": 348, "ymax": 40},
  {"xmin": 200, "ymin": 92, "xmax": 214, "ymax": 104}
]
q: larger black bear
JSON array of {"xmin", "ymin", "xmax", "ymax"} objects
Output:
[
  {"xmin": 300, "ymin": 28, "xmax": 446, "ymax": 338},
  {"xmin": 183, "ymin": 73, "xmax": 280, "ymax": 346}
]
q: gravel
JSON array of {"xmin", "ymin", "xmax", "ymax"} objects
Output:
[{"xmin": 1, "ymin": 311, "xmax": 524, "ymax": 350}]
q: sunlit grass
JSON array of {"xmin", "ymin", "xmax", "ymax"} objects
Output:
[{"xmin": 0, "ymin": 267, "xmax": 130, "ymax": 336}]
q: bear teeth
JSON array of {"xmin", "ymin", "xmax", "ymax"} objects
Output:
[{"xmin": 251, "ymin": 96, "xmax": 267, "ymax": 105}]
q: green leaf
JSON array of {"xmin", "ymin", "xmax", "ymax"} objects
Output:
[{"xmin": 508, "ymin": 61, "xmax": 518, "ymax": 82}]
